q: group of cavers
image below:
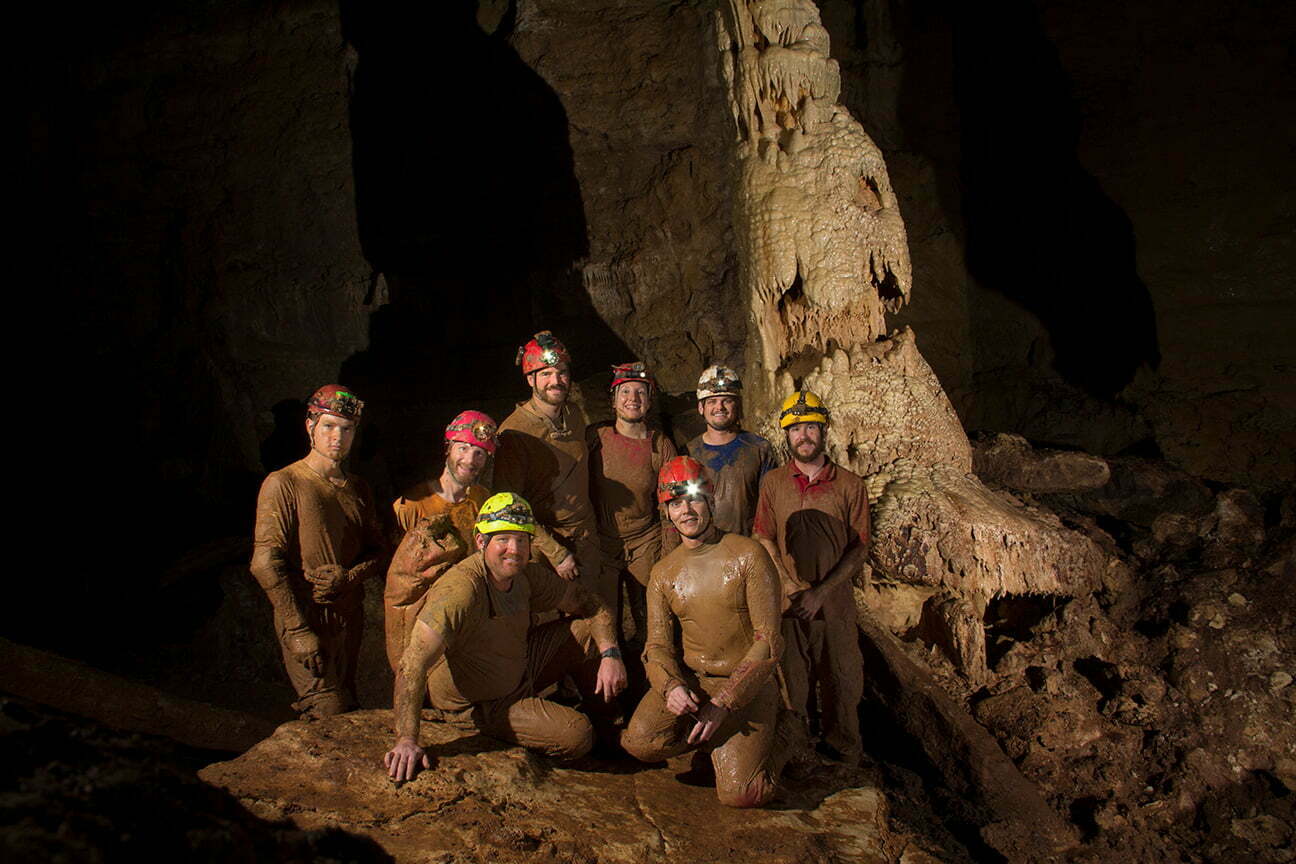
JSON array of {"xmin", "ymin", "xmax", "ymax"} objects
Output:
[{"xmin": 250, "ymin": 330, "xmax": 870, "ymax": 808}]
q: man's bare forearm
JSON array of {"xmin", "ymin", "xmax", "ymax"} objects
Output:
[{"xmin": 393, "ymin": 621, "xmax": 445, "ymax": 743}]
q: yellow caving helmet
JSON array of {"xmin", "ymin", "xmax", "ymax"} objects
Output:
[
  {"xmin": 778, "ymin": 390, "xmax": 829, "ymax": 428},
  {"xmin": 475, "ymin": 492, "xmax": 537, "ymax": 536}
]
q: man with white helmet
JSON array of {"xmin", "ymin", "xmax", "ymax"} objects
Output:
[
  {"xmin": 753, "ymin": 390, "xmax": 869, "ymax": 765},
  {"xmin": 686, "ymin": 365, "xmax": 777, "ymax": 536},
  {"xmin": 251, "ymin": 385, "xmax": 388, "ymax": 718},
  {"xmin": 384, "ymin": 493, "xmax": 627, "ymax": 780}
]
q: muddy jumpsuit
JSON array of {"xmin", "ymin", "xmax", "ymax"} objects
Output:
[
  {"xmin": 686, "ymin": 431, "xmax": 778, "ymax": 536},
  {"xmin": 416, "ymin": 553, "xmax": 615, "ymax": 759},
  {"xmin": 587, "ymin": 422, "xmax": 678, "ymax": 643},
  {"xmin": 494, "ymin": 401, "xmax": 614, "ymax": 607},
  {"xmin": 251, "ymin": 460, "xmax": 387, "ymax": 716},
  {"xmin": 753, "ymin": 460, "xmax": 870, "ymax": 762},
  {"xmin": 621, "ymin": 532, "xmax": 785, "ymax": 807}
]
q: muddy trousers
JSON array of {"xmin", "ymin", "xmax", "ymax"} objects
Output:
[
  {"xmin": 621, "ymin": 675, "xmax": 780, "ymax": 808},
  {"xmin": 782, "ymin": 607, "xmax": 864, "ymax": 762},
  {"xmin": 276, "ymin": 588, "xmax": 362, "ymax": 718},
  {"xmin": 443, "ymin": 619, "xmax": 613, "ymax": 760},
  {"xmin": 601, "ymin": 529, "xmax": 662, "ymax": 646}
]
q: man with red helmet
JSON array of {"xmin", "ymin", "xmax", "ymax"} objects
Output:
[
  {"xmin": 586, "ymin": 361, "xmax": 678, "ymax": 645},
  {"xmin": 753, "ymin": 390, "xmax": 869, "ymax": 765},
  {"xmin": 621, "ymin": 457, "xmax": 786, "ymax": 807},
  {"xmin": 493, "ymin": 331, "xmax": 610, "ymax": 604},
  {"xmin": 251, "ymin": 385, "xmax": 388, "ymax": 717},
  {"xmin": 384, "ymin": 409, "xmax": 570, "ymax": 673}
]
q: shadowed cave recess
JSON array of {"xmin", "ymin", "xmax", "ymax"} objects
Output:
[{"xmin": 14, "ymin": 0, "xmax": 1295, "ymax": 861}]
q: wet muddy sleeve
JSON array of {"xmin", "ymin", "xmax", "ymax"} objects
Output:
[
  {"xmin": 751, "ymin": 478, "xmax": 777, "ymax": 542},
  {"xmin": 250, "ymin": 474, "xmax": 306, "ymax": 628},
  {"xmin": 642, "ymin": 570, "xmax": 687, "ymax": 697},
  {"xmin": 386, "ymin": 521, "xmax": 448, "ymax": 606},
  {"xmin": 849, "ymin": 478, "xmax": 871, "ymax": 549},
  {"xmin": 554, "ymin": 577, "xmax": 616, "ymax": 649},
  {"xmin": 758, "ymin": 439, "xmax": 778, "ymax": 476},
  {"xmin": 712, "ymin": 548, "xmax": 784, "ymax": 710},
  {"xmin": 530, "ymin": 524, "xmax": 569, "ymax": 566},
  {"xmin": 417, "ymin": 577, "xmax": 477, "ymax": 647}
]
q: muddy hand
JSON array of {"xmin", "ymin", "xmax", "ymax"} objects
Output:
[
  {"xmin": 284, "ymin": 626, "xmax": 323, "ymax": 676},
  {"xmin": 384, "ymin": 737, "xmax": 431, "ymax": 782},
  {"xmin": 306, "ymin": 564, "xmax": 349, "ymax": 603}
]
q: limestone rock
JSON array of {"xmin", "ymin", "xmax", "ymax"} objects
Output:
[
  {"xmin": 973, "ymin": 433, "xmax": 1111, "ymax": 493},
  {"xmin": 200, "ymin": 710, "xmax": 936, "ymax": 864}
]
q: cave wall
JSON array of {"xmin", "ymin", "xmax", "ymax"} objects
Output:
[{"xmin": 819, "ymin": 0, "xmax": 1296, "ymax": 493}]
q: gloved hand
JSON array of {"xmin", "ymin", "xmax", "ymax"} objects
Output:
[
  {"xmin": 306, "ymin": 563, "xmax": 350, "ymax": 604},
  {"xmin": 284, "ymin": 625, "xmax": 323, "ymax": 676}
]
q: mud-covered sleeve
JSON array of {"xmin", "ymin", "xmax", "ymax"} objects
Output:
[
  {"xmin": 712, "ymin": 544, "xmax": 784, "ymax": 710},
  {"xmin": 552, "ymin": 577, "xmax": 617, "ymax": 650},
  {"xmin": 251, "ymin": 473, "xmax": 298, "ymax": 590},
  {"xmin": 849, "ymin": 476, "xmax": 871, "ymax": 549},
  {"xmin": 758, "ymin": 437, "xmax": 779, "ymax": 476},
  {"xmin": 642, "ymin": 565, "xmax": 687, "ymax": 697},
  {"xmin": 416, "ymin": 575, "xmax": 477, "ymax": 648},
  {"xmin": 751, "ymin": 473, "xmax": 778, "ymax": 542},
  {"xmin": 392, "ymin": 496, "xmax": 418, "ymax": 537}
]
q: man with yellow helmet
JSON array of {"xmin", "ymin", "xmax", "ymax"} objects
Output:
[
  {"xmin": 753, "ymin": 390, "xmax": 870, "ymax": 765},
  {"xmin": 384, "ymin": 493, "xmax": 627, "ymax": 780}
]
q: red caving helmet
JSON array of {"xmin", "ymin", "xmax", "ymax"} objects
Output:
[
  {"xmin": 609, "ymin": 361, "xmax": 655, "ymax": 395},
  {"xmin": 445, "ymin": 410, "xmax": 498, "ymax": 454},
  {"xmin": 516, "ymin": 331, "xmax": 571, "ymax": 375},
  {"xmin": 307, "ymin": 385, "xmax": 364, "ymax": 421},
  {"xmin": 657, "ymin": 456, "xmax": 714, "ymax": 504}
]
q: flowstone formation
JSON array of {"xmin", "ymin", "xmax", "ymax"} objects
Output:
[{"xmin": 715, "ymin": 0, "xmax": 1106, "ymax": 682}]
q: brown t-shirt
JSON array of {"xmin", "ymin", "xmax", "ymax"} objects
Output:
[
  {"xmin": 643, "ymin": 532, "xmax": 783, "ymax": 708},
  {"xmin": 253, "ymin": 459, "xmax": 385, "ymax": 589},
  {"xmin": 752, "ymin": 460, "xmax": 871, "ymax": 596},
  {"xmin": 587, "ymin": 423, "xmax": 677, "ymax": 545},
  {"xmin": 494, "ymin": 401, "xmax": 595, "ymax": 564},
  {"xmin": 418, "ymin": 553, "xmax": 570, "ymax": 709},
  {"xmin": 686, "ymin": 431, "xmax": 777, "ymax": 536}
]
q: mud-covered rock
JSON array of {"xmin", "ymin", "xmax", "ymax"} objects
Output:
[{"xmin": 199, "ymin": 709, "xmax": 951, "ymax": 864}]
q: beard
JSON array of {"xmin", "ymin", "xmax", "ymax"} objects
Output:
[
  {"xmin": 790, "ymin": 435, "xmax": 825, "ymax": 463},
  {"xmin": 534, "ymin": 383, "xmax": 569, "ymax": 407}
]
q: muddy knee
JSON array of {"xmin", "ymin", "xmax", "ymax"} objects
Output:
[
  {"xmin": 716, "ymin": 771, "xmax": 776, "ymax": 808},
  {"xmin": 546, "ymin": 715, "xmax": 594, "ymax": 761},
  {"xmin": 295, "ymin": 689, "xmax": 351, "ymax": 719}
]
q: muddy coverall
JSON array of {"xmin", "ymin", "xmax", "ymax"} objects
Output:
[
  {"xmin": 621, "ymin": 532, "xmax": 785, "ymax": 807},
  {"xmin": 417, "ymin": 553, "xmax": 616, "ymax": 758},
  {"xmin": 251, "ymin": 459, "xmax": 387, "ymax": 716},
  {"xmin": 686, "ymin": 431, "xmax": 778, "ymax": 536},
  {"xmin": 494, "ymin": 401, "xmax": 614, "ymax": 606},
  {"xmin": 587, "ymin": 422, "xmax": 678, "ymax": 643},
  {"xmin": 754, "ymin": 459, "xmax": 870, "ymax": 762}
]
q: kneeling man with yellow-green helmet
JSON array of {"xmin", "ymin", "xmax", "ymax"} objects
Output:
[{"xmin": 384, "ymin": 492, "xmax": 627, "ymax": 780}]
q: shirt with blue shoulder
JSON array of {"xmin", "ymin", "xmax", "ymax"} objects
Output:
[{"xmin": 685, "ymin": 431, "xmax": 778, "ymax": 536}]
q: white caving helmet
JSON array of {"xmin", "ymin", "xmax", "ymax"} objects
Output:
[{"xmin": 696, "ymin": 365, "xmax": 742, "ymax": 402}]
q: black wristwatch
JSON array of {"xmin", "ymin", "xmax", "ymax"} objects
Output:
[{"xmin": 600, "ymin": 646, "xmax": 622, "ymax": 660}]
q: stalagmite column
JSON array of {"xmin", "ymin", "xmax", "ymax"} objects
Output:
[{"xmin": 714, "ymin": 0, "xmax": 1106, "ymax": 681}]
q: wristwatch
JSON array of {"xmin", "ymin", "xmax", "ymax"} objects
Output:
[{"xmin": 600, "ymin": 646, "xmax": 622, "ymax": 660}]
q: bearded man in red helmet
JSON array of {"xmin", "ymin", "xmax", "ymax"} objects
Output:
[
  {"xmin": 494, "ymin": 331, "xmax": 612, "ymax": 605},
  {"xmin": 586, "ymin": 362, "xmax": 678, "ymax": 646},
  {"xmin": 621, "ymin": 456, "xmax": 786, "ymax": 808},
  {"xmin": 251, "ymin": 385, "xmax": 388, "ymax": 717},
  {"xmin": 384, "ymin": 409, "xmax": 571, "ymax": 673}
]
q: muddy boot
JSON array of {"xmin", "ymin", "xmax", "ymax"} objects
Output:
[{"xmin": 771, "ymin": 708, "xmax": 822, "ymax": 781}]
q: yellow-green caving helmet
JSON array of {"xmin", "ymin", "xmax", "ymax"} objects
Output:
[
  {"xmin": 779, "ymin": 390, "xmax": 829, "ymax": 428},
  {"xmin": 475, "ymin": 492, "xmax": 537, "ymax": 536}
]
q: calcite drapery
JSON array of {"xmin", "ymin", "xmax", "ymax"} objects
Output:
[{"xmin": 715, "ymin": 0, "xmax": 1105, "ymax": 680}]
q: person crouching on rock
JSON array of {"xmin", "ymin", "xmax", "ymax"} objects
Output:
[
  {"xmin": 384, "ymin": 493, "xmax": 628, "ymax": 781},
  {"xmin": 620, "ymin": 457, "xmax": 786, "ymax": 807}
]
